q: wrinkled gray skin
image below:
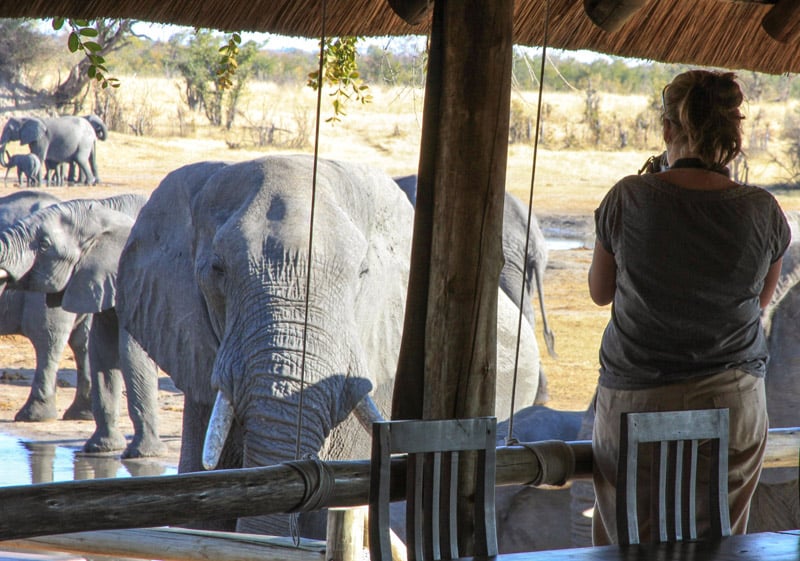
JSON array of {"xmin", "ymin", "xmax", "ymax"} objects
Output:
[
  {"xmin": 0, "ymin": 194, "xmax": 165, "ymax": 458},
  {"xmin": 115, "ymin": 155, "xmax": 541, "ymax": 536},
  {"xmin": 0, "ymin": 116, "xmax": 98, "ymax": 185},
  {"xmin": 1, "ymin": 151, "xmax": 42, "ymax": 186},
  {"xmin": 0, "ymin": 191, "xmax": 92, "ymax": 422},
  {"xmin": 394, "ymin": 174, "xmax": 555, "ymax": 403}
]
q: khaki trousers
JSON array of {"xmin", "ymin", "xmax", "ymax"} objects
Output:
[{"xmin": 591, "ymin": 368, "xmax": 768, "ymax": 545}]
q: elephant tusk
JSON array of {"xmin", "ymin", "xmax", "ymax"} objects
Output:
[
  {"xmin": 353, "ymin": 394, "xmax": 385, "ymax": 433},
  {"xmin": 0, "ymin": 270, "xmax": 8, "ymax": 281},
  {"xmin": 202, "ymin": 391, "xmax": 234, "ymax": 470}
]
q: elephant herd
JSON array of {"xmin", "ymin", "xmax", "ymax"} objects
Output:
[
  {"xmin": 0, "ymin": 153, "xmax": 797, "ymax": 551},
  {"xmin": 0, "ymin": 114, "xmax": 107, "ymax": 186},
  {"xmin": 0, "ymin": 155, "xmax": 550, "ymax": 540}
]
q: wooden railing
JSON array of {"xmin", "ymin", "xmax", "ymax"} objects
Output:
[{"xmin": 0, "ymin": 428, "xmax": 797, "ymax": 560}]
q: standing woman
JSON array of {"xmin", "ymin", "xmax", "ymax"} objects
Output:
[{"xmin": 588, "ymin": 70, "xmax": 791, "ymax": 544}]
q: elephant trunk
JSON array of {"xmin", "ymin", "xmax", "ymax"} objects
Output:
[
  {"xmin": 0, "ymin": 144, "xmax": 9, "ymax": 168},
  {"xmin": 0, "ymin": 223, "xmax": 38, "ymax": 285},
  {"xmin": 207, "ymin": 310, "xmax": 372, "ymax": 537}
]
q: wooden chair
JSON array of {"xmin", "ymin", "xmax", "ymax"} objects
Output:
[
  {"xmin": 616, "ymin": 408, "xmax": 731, "ymax": 544},
  {"xmin": 368, "ymin": 417, "xmax": 498, "ymax": 561}
]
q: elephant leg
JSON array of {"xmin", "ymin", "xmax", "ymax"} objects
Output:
[
  {"xmin": 75, "ymin": 159, "xmax": 94, "ymax": 186},
  {"xmin": 118, "ymin": 328, "xmax": 167, "ymax": 458},
  {"xmin": 83, "ymin": 310, "xmax": 127, "ymax": 453},
  {"xmin": 15, "ymin": 301, "xmax": 72, "ymax": 422},
  {"xmin": 63, "ymin": 314, "xmax": 93, "ymax": 421}
]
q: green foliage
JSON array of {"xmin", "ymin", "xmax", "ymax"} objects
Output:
[
  {"xmin": 52, "ymin": 18, "xmax": 120, "ymax": 89},
  {"xmin": 169, "ymin": 29, "xmax": 258, "ymax": 128},
  {"xmin": 307, "ymin": 36, "xmax": 373, "ymax": 123},
  {"xmin": 216, "ymin": 32, "xmax": 241, "ymax": 90},
  {"xmin": 0, "ymin": 20, "xmax": 61, "ymax": 85}
]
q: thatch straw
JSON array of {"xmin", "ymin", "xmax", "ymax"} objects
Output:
[{"xmin": 2, "ymin": 0, "xmax": 797, "ymax": 75}]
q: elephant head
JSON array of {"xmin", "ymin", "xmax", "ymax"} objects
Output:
[
  {"xmin": 0, "ymin": 194, "xmax": 147, "ymax": 313},
  {"xmin": 117, "ymin": 156, "xmax": 409, "ymax": 535}
]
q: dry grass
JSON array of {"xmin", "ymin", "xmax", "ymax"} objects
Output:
[{"xmin": 3, "ymin": 78, "xmax": 800, "ymax": 418}]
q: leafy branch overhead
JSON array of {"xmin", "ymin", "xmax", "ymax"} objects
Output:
[
  {"xmin": 307, "ymin": 37, "xmax": 373, "ymax": 123},
  {"xmin": 52, "ymin": 18, "xmax": 120, "ymax": 89},
  {"xmin": 216, "ymin": 32, "xmax": 241, "ymax": 90}
]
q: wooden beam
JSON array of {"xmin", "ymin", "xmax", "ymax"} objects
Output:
[
  {"xmin": 387, "ymin": 0, "xmax": 431, "ymax": 25},
  {"xmin": 583, "ymin": 0, "xmax": 648, "ymax": 33},
  {"xmin": 762, "ymin": 0, "xmax": 800, "ymax": 42}
]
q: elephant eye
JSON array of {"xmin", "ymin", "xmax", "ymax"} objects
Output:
[
  {"xmin": 38, "ymin": 237, "xmax": 51, "ymax": 252},
  {"xmin": 211, "ymin": 255, "xmax": 225, "ymax": 275}
]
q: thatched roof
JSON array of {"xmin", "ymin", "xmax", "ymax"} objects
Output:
[{"xmin": 3, "ymin": 0, "xmax": 800, "ymax": 75}]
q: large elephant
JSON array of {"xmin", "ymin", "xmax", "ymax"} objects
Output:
[
  {"xmin": 114, "ymin": 155, "xmax": 541, "ymax": 536},
  {"xmin": 747, "ymin": 239, "xmax": 800, "ymax": 531},
  {"xmin": 394, "ymin": 174, "xmax": 555, "ymax": 403},
  {"xmin": 0, "ymin": 194, "xmax": 166, "ymax": 458},
  {"xmin": 0, "ymin": 190, "xmax": 92, "ymax": 422},
  {"xmin": 0, "ymin": 116, "xmax": 98, "ymax": 185}
]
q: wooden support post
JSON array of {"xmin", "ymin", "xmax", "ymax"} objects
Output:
[
  {"xmin": 393, "ymin": 1, "xmax": 514, "ymax": 421},
  {"xmin": 326, "ymin": 507, "xmax": 366, "ymax": 561}
]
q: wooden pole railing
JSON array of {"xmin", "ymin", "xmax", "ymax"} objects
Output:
[{"xmin": 0, "ymin": 429, "xmax": 797, "ymax": 543}]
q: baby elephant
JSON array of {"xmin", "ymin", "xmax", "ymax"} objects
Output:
[{"xmin": 2, "ymin": 151, "xmax": 42, "ymax": 186}]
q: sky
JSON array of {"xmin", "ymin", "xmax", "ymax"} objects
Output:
[{"xmin": 129, "ymin": 21, "xmax": 610, "ymax": 63}]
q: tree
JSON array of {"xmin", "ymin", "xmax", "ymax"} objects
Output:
[
  {"xmin": 169, "ymin": 30, "xmax": 258, "ymax": 128},
  {"xmin": 51, "ymin": 19, "xmax": 133, "ymax": 111}
]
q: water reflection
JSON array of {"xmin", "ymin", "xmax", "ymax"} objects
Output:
[{"xmin": 0, "ymin": 434, "xmax": 176, "ymax": 487}]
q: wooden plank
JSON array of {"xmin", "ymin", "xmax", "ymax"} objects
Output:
[
  {"xmin": 3, "ymin": 527, "xmax": 324, "ymax": 561},
  {"xmin": 454, "ymin": 532, "xmax": 800, "ymax": 560}
]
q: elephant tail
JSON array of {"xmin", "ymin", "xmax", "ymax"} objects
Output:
[{"xmin": 534, "ymin": 260, "xmax": 557, "ymax": 358}]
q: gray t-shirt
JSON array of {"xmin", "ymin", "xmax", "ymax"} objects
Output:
[{"xmin": 595, "ymin": 174, "xmax": 791, "ymax": 390}]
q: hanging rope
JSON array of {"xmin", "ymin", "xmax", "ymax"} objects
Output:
[
  {"xmin": 507, "ymin": 0, "xmax": 550, "ymax": 446},
  {"xmin": 290, "ymin": 0, "xmax": 328, "ymax": 545}
]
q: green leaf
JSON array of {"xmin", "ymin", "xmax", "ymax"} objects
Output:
[
  {"xmin": 73, "ymin": 19, "xmax": 90, "ymax": 26},
  {"xmin": 83, "ymin": 41, "xmax": 102, "ymax": 52},
  {"xmin": 52, "ymin": 18, "xmax": 65, "ymax": 31},
  {"xmin": 67, "ymin": 32, "xmax": 81, "ymax": 52},
  {"xmin": 79, "ymin": 27, "xmax": 99, "ymax": 37},
  {"xmin": 87, "ymin": 66, "xmax": 96, "ymax": 78}
]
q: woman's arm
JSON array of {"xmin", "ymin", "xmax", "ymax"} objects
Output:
[
  {"xmin": 588, "ymin": 242, "xmax": 617, "ymax": 306},
  {"xmin": 760, "ymin": 258, "xmax": 783, "ymax": 309}
]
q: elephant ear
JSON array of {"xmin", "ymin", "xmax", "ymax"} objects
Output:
[
  {"xmin": 117, "ymin": 161, "xmax": 229, "ymax": 403},
  {"xmin": 61, "ymin": 205, "xmax": 134, "ymax": 314},
  {"xmin": 19, "ymin": 119, "xmax": 45, "ymax": 146}
]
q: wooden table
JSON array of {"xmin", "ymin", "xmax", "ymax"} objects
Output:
[{"xmin": 462, "ymin": 531, "xmax": 800, "ymax": 561}]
